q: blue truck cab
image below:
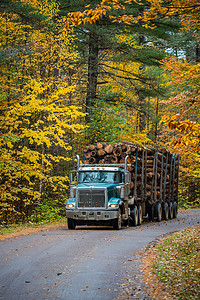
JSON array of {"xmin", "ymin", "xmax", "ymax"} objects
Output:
[{"xmin": 66, "ymin": 155, "xmax": 132, "ymax": 229}]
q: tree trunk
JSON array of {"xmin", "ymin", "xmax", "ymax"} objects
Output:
[
  {"xmin": 138, "ymin": 34, "xmax": 146, "ymax": 132},
  {"xmin": 154, "ymin": 97, "xmax": 159, "ymax": 144},
  {"xmin": 86, "ymin": 30, "xmax": 99, "ymax": 123},
  {"xmin": 196, "ymin": 44, "xmax": 200, "ymax": 62},
  {"xmin": 39, "ymin": 142, "xmax": 45, "ymax": 195}
]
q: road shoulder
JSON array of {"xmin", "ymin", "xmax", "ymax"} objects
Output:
[{"xmin": 0, "ymin": 221, "xmax": 67, "ymax": 241}]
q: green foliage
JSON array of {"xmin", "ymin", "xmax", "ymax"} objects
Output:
[
  {"xmin": 153, "ymin": 227, "xmax": 200, "ymax": 299},
  {"xmin": 85, "ymin": 88, "xmax": 128, "ymax": 144},
  {"xmin": 0, "ymin": 0, "xmax": 55, "ymax": 28},
  {"xmin": 0, "ymin": 0, "xmax": 85, "ymax": 225},
  {"xmin": 178, "ymin": 176, "xmax": 200, "ymax": 209},
  {"xmin": 1, "ymin": 0, "xmax": 199, "ymax": 224},
  {"xmin": 28, "ymin": 198, "xmax": 64, "ymax": 224}
]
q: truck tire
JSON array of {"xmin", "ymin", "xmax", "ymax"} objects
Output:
[
  {"xmin": 148, "ymin": 205, "xmax": 154, "ymax": 221},
  {"xmin": 137, "ymin": 205, "xmax": 142, "ymax": 225},
  {"xmin": 113, "ymin": 208, "xmax": 122, "ymax": 230},
  {"xmin": 155, "ymin": 203, "xmax": 162, "ymax": 222},
  {"xmin": 123, "ymin": 218, "xmax": 129, "ymax": 227},
  {"xmin": 168, "ymin": 202, "xmax": 173, "ymax": 219},
  {"xmin": 173, "ymin": 201, "xmax": 178, "ymax": 218},
  {"xmin": 130, "ymin": 206, "xmax": 138, "ymax": 226},
  {"xmin": 162, "ymin": 202, "xmax": 168, "ymax": 220},
  {"xmin": 68, "ymin": 218, "xmax": 76, "ymax": 230}
]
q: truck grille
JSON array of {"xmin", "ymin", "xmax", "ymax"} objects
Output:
[{"xmin": 78, "ymin": 189, "xmax": 105, "ymax": 208}]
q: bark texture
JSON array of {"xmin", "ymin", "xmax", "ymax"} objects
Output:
[{"xmin": 83, "ymin": 142, "xmax": 179, "ymax": 205}]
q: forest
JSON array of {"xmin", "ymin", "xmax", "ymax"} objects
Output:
[{"xmin": 0, "ymin": 0, "xmax": 199, "ymax": 225}]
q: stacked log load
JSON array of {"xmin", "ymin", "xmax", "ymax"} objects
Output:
[{"xmin": 83, "ymin": 142, "xmax": 179, "ymax": 205}]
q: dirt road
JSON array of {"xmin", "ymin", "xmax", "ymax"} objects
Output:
[{"xmin": 0, "ymin": 209, "xmax": 199, "ymax": 300}]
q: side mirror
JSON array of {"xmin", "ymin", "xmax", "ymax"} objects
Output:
[
  {"xmin": 125, "ymin": 172, "xmax": 130, "ymax": 184},
  {"xmin": 116, "ymin": 186, "xmax": 121, "ymax": 197},
  {"xmin": 70, "ymin": 171, "xmax": 77, "ymax": 184},
  {"xmin": 70, "ymin": 185, "xmax": 76, "ymax": 198},
  {"xmin": 121, "ymin": 173, "xmax": 124, "ymax": 183},
  {"xmin": 117, "ymin": 184, "xmax": 125, "ymax": 199}
]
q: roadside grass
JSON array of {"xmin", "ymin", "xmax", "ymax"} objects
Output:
[
  {"xmin": 0, "ymin": 218, "xmax": 67, "ymax": 239},
  {"xmin": 152, "ymin": 226, "xmax": 200, "ymax": 299}
]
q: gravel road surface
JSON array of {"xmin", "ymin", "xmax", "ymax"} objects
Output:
[{"xmin": 0, "ymin": 209, "xmax": 199, "ymax": 300}]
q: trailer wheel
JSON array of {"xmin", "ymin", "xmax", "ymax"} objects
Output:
[
  {"xmin": 130, "ymin": 206, "xmax": 138, "ymax": 226},
  {"xmin": 68, "ymin": 218, "xmax": 76, "ymax": 230},
  {"xmin": 155, "ymin": 203, "xmax": 162, "ymax": 222},
  {"xmin": 173, "ymin": 201, "xmax": 178, "ymax": 219},
  {"xmin": 113, "ymin": 208, "xmax": 122, "ymax": 230},
  {"xmin": 137, "ymin": 205, "xmax": 142, "ymax": 225},
  {"xmin": 168, "ymin": 202, "xmax": 173, "ymax": 219},
  {"xmin": 162, "ymin": 202, "xmax": 169, "ymax": 220}
]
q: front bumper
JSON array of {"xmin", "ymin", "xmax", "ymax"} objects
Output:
[{"xmin": 66, "ymin": 209, "xmax": 119, "ymax": 221}]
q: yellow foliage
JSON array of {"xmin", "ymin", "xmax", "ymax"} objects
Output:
[
  {"xmin": 19, "ymin": 0, "xmax": 59, "ymax": 20},
  {"xmin": 162, "ymin": 114, "xmax": 200, "ymax": 148},
  {"xmin": 65, "ymin": 0, "xmax": 200, "ymax": 39},
  {"xmin": 0, "ymin": 1, "xmax": 86, "ymax": 224},
  {"xmin": 161, "ymin": 114, "xmax": 200, "ymax": 177}
]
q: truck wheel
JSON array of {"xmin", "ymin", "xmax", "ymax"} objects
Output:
[
  {"xmin": 68, "ymin": 218, "xmax": 76, "ymax": 230},
  {"xmin": 137, "ymin": 205, "xmax": 142, "ymax": 225},
  {"xmin": 168, "ymin": 202, "xmax": 173, "ymax": 219},
  {"xmin": 155, "ymin": 203, "xmax": 162, "ymax": 222},
  {"xmin": 123, "ymin": 219, "xmax": 129, "ymax": 227},
  {"xmin": 113, "ymin": 208, "xmax": 122, "ymax": 230},
  {"xmin": 148, "ymin": 205, "xmax": 154, "ymax": 221},
  {"xmin": 173, "ymin": 201, "xmax": 178, "ymax": 219},
  {"xmin": 162, "ymin": 202, "xmax": 168, "ymax": 220},
  {"xmin": 130, "ymin": 206, "xmax": 138, "ymax": 226}
]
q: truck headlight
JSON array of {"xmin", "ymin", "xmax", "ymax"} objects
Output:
[
  {"xmin": 67, "ymin": 203, "xmax": 75, "ymax": 208},
  {"xmin": 109, "ymin": 203, "xmax": 119, "ymax": 208}
]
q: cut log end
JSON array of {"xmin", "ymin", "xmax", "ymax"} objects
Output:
[
  {"xmin": 113, "ymin": 147, "xmax": 122, "ymax": 156},
  {"xmin": 98, "ymin": 149, "xmax": 105, "ymax": 156},
  {"xmin": 105, "ymin": 144, "xmax": 114, "ymax": 154},
  {"xmin": 88, "ymin": 144, "xmax": 96, "ymax": 151},
  {"xmin": 96, "ymin": 142, "xmax": 105, "ymax": 149}
]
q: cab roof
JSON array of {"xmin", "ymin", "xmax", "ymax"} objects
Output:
[{"xmin": 79, "ymin": 166, "xmax": 120, "ymax": 171}]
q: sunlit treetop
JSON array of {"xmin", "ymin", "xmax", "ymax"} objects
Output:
[
  {"xmin": 65, "ymin": 0, "xmax": 200, "ymax": 38},
  {"xmin": 19, "ymin": 0, "xmax": 59, "ymax": 19}
]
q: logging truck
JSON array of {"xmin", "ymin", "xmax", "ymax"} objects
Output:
[{"xmin": 65, "ymin": 142, "xmax": 179, "ymax": 229}]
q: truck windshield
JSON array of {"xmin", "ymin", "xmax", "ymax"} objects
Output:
[{"xmin": 78, "ymin": 171, "xmax": 120, "ymax": 184}]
